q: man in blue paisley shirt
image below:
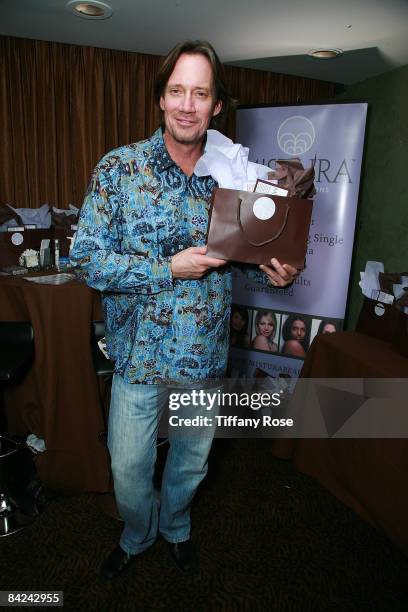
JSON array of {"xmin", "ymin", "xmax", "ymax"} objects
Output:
[{"xmin": 71, "ymin": 40, "xmax": 298, "ymax": 580}]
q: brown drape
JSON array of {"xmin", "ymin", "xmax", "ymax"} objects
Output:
[{"xmin": 0, "ymin": 36, "xmax": 334, "ymax": 209}]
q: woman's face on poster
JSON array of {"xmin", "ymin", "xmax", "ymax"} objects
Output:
[
  {"xmin": 291, "ymin": 319, "xmax": 306, "ymax": 341},
  {"xmin": 257, "ymin": 314, "xmax": 275, "ymax": 338},
  {"xmin": 231, "ymin": 311, "xmax": 246, "ymax": 332}
]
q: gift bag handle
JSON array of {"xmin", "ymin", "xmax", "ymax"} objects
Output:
[{"xmin": 237, "ymin": 197, "xmax": 290, "ymax": 246}]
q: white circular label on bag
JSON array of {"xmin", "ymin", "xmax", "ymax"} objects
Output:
[
  {"xmin": 253, "ymin": 197, "xmax": 276, "ymax": 220},
  {"xmin": 11, "ymin": 232, "xmax": 24, "ymax": 246},
  {"xmin": 374, "ymin": 302, "xmax": 385, "ymax": 317}
]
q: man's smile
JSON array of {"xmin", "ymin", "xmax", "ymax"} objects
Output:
[{"xmin": 175, "ymin": 117, "xmax": 197, "ymax": 126}]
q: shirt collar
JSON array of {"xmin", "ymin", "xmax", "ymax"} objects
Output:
[{"xmin": 151, "ymin": 127, "xmax": 175, "ymax": 173}]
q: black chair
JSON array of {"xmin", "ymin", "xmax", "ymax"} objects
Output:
[
  {"xmin": 0, "ymin": 322, "xmax": 35, "ymax": 536},
  {"xmin": 91, "ymin": 321, "xmax": 115, "ymax": 445}
]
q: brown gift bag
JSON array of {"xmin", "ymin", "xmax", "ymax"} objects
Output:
[
  {"xmin": 206, "ymin": 188, "xmax": 313, "ymax": 269},
  {"xmin": 391, "ymin": 309, "xmax": 408, "ymax": 358},
  {"xmin": 356, "ymin": 296, "xmax": 399, "ymax": 341},
  {"xmin": 0, "ymin": 228, "xmax": 52, "ymax": 267}
]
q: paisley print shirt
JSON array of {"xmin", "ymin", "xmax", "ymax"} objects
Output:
[{"xmin": 71, "ymin": 128, "xmax": 234, "ymax": 384}]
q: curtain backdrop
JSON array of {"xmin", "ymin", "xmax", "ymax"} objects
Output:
[{"xmin": 0, "ymin": 36, "xmax": 334, "ymax": 209}]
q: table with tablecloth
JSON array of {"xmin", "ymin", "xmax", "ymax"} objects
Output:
[
  {"xmin": 0, "ymin": 275, "xmax": 111, "ymax": 493},
  {"xmin": 273, "ymin": 331, "xmax": 408, "ymax": 554}
]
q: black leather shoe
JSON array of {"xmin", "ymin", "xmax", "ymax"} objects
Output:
[
  {"xmin": 100, "ymin": 546, "xmax": 138, "ymax": 581},
  {"xmin": 166, "ymin": 539, "xmax": 199, "ymax": 574}
]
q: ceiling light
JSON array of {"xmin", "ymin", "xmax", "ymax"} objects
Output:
[
  {"xmin": 308, "ymin": 49, "xmax": 343, "ymax": 60},
  {"xmin": 66, "ymin": 1, "xmax": 113, "ymax": 20}
]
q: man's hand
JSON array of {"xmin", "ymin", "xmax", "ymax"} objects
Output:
[
  {"xmin": 171, "ymin": 246, "xmax": 227, "ymax": 279},
  {"xmin": 259, "ymin": 257, "xmax": 300, "ymax": 287}
]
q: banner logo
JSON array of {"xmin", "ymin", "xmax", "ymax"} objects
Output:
[{"xmin": 277, "ymin": 116, "xmax": 315, "ymax": 155}]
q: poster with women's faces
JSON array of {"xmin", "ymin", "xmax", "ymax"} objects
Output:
[
  {"xmin": 229, "ymin": 303, "xmax": 342, "ymax": 379},
  {"xmin": 229, "ymin": 102, "xmax": 367, "ymax": 379}
]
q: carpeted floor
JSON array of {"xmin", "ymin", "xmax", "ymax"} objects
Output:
[{"xmin": 1, "ymin": 439, "xmax": 408, "ymax": 612}]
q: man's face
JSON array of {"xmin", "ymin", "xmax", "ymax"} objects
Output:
[{"xmin": 160, "ymin": 53, "xmax": 222, "ymax": 146}]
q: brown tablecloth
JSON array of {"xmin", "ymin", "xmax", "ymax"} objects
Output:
[
  {"xmin": 0, "ymin": 275, "xmax": 111, "ymax": 493},
  {"xmin": 273, "ymin": 331, "xmax": 408, "ymax": 554}
]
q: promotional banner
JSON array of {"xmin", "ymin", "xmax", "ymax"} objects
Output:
[{"xmin": 230, "ymin": 103, "xmax": 367, "ymax": 380}]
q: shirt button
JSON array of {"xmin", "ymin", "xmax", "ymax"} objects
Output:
[
  {"xmin": 177, "ymin": 309, "xmax": 182, "ymax": 314},
  {"xmin": 172, "ymin": 338, "xmax": 177, "ymax": 343}
]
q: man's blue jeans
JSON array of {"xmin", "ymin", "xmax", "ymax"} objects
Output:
[{"xmin": 107, "ymin": 373, "xmax": 216, "ymax": 555}]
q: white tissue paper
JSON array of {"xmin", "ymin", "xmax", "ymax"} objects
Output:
[
  {"xmin": 194, "ymin": 130, "xmax": 270, "ymax": 190},
  {"xmin": 26, "ymin": 433, "xmax": 46, "ymax": 454},
  {"xmin": 393, "ymin": 284, "xmax": 406, "ymax": 300},
  {"xmin": 52, "ymin": 206, "xmax": 77, "ymax": 217},
  {"xmin": 10, "ymin": 204, "xmax": 51, "ymax": 228},
  {"xmin": 359, "ymin": 261, "xmax": 384, "ymax": 298}
]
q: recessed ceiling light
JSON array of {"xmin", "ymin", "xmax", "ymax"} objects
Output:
[
  {"xmin": 66, "ymin": 1, "xmax": 113, "ymax": 20},
  {"xmin": 308, "ymin": 49, "xmax": 343, "ymax": 59}
]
